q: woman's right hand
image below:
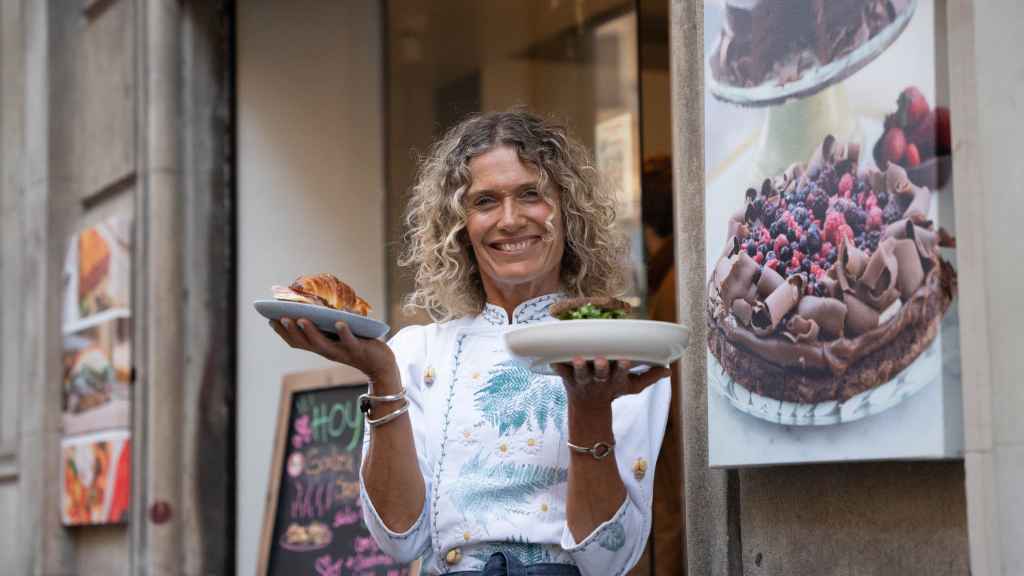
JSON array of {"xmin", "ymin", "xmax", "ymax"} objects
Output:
[{"xmin": 270, "ymin": 317, "xmax": 398, "ymax": 383}]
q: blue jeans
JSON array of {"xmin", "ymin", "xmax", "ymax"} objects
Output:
[{"xmin": 446, "ymin": 551, "xmax": 581, "ymax": 576}]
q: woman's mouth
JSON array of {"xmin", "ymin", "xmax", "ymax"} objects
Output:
[{"xmin": 490, "ymin": 237, "xmax": 540, "ymax": 254}]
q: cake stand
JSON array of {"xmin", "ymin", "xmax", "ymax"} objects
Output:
[{"xmin": 707, "ymin": 0, "xmax": 918, "ymax": 180}]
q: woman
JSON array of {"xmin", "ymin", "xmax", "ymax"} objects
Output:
[{"xmin": 271, "ymin": 110, "xmax": 672, "ymax": 575}]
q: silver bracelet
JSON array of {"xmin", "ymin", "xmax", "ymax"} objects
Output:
[
  {"xmin": 566, "ymin": 439, "xmax": 615, "ymax": 460},
  {"xmin": 365, "ymin": 401, "xmax": 410, "ymax": 428},
  {"xmin": 359, "ymin": 389, "xmax": 406, "ymax": 415}
]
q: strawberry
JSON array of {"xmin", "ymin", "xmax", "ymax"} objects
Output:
[
  {"xmin": 905, "ymin": 143, "xmax": 921, "ymax": 167},
  {"xmin": 898, "ymin": 86, "xmax": 929, "ymax": 128},
  {"xmin": 935, "ymin": 106, "xmax": 952, "ymax": 155},
  {"xmin": 910, "ymin": 111, "xmax": 936, "ymax": 157},
  {"xmin": 883, "ymin": 127, "xmax": 907, "ymax": 166}
]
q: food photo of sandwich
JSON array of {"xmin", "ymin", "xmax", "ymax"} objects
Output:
[{"xmin": 255, "ymin": 273, "xmax": 390, "ymax": 340}]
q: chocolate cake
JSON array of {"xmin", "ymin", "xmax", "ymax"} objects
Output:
[
  {"xmin": 707, "ymin": 135, "xmax": 956, "ymax": 404},
  {"xmin": 713, "ymin": 0, "xmax": 907, "ymax": 88}
]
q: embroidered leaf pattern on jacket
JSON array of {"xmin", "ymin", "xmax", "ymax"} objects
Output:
[
  {"xmin": 475, "ymin": 360, "xmax": 566, "ymax": 436},
  {"xmin": 598, "ymin": 521, "xmax": 626, "ymax": 551},
  {"xmin": 448, "ymin": 452, "xmax": 568, "ymax": 516}
]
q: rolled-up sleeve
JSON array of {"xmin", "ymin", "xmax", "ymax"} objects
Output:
[
  {"xmin": 560, "ymin": 377, "xmax": 672, "ymax": 575},
  {"xmin": 359, "ymin": 325, "xmax": 433, "ymax": 562}
]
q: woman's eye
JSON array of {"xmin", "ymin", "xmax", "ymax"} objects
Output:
[
  {"xmin": 521, "ymin": 188, "xmax": 540, "ymax": 200},
  {"xmin": 472, "ymin": 196, "xmax": 495, "ymax": 208}
]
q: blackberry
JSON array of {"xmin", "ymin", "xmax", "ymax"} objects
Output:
[
  {"xmin": 876, "ymin": 191, "xmax": 890, "ymax": 209},
  {"xmin": 746, "ymin": 241, "xmax": 757, "ymax": 256},
  {"xmin": 786, "ymin": 228, "xmax": 798, "ymax": 243},
  {"xmin": 845, "ymin": 207, "xmax": 867, "ymax": 235},
  {"xmin": 808, "ymin": 192, "xmax": 829, "ymax": 221},
  {"xmin": 800, "ymin": 258, "xmax": 812, "ymax": 273},
  {"xmin": 779, "ymin": 245, "xmax": 793, "ymax": 262},
  {"xmin": 883, "ymin": 202, "xmax": 903, "ymax": 224}
]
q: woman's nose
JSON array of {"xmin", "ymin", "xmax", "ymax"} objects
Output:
[{"xmin": 498, "ymin": 197, "xmax": 525, "ymax": 229}]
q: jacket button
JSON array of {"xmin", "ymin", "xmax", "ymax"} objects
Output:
[
  {"xmin": 632, "ymin": 457, "xmax": 648, "ymax": 480},
  {"xmin": 445, "ymin": 547, "xmax": 462, "ymax": 565}
]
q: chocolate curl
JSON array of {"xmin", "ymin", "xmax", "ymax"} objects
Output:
[
  {"xmin": 727, "ymin": 213, "xmax": 749, "ymax": 240},
  {"xmin": 867, "ymin": 168, "xmax": 886, "ymax": 195},
  {"xmin": 751, "ymin": 275, "xmax": 804, "ymax": 333},
  {"xmin": 818, "ymin": 272, "xmax": 839, "ymax": 298},
  {"xmin": 756, "ymin": 265, "xmax": 785, "ymax": 298},
  {"xmin": 796, "ymin": 296, "xmax": 848, "ymax": 340},
  {"xmin": 855, "ymin": 283, "xmax": 900, "ymax": 311},
  {"xmin": 844, "ymin": 293, "xmax": 880, "ymax": 337},
  {"xmin": 782, "ymin": 315, "xmax": 821, "ymax": 344},
  {"xmin": 907, "ymin": 224, "xmax": 939, "ymax": 260},
  {"xmin": 905, "ymin": 184, "xmax": 932, "ymax": 219},
  {"xmin": 807, "ymin": 135, "xmax": 836, "ymax": 175},
  {"xmin": 713, "ymin": 254, "xmax": 735, "ymax": 286},
  {"xmin": 886, "ymin": 163, "xmax": 914, "ymax": 197},
  {"xmin": 856, "ymin": 234, "xmax": 897, "ymax": 293},
  {"xmin": 718, "ymin": 236, "xmax": 740, "ymax": 264},
  {"xmin": 892, "ymin": 239, "xmax": 925, "ymax": 301},
  {"xmin": 731, "ymin": 298, "xmax": 753, "ymax": 327},
  {"xmin": 882, "ymin": 214, "xmax": 931, "ymax": 241},
  {"xmin": 842, "ymin": 238, "xmax": 868, "ymax": 280},
  {"xmin": 720, "ymin": 252, "xmax": 760, "ymax": 307}
]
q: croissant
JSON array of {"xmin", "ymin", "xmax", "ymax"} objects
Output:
[{"xmin": 272, "ymin": 273, "xmax": 372, "ymax": 316}]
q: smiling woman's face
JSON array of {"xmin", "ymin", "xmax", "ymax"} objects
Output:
[{"xmin": 464, "ymin": 146, "xmax": 564, "ymax": 300}]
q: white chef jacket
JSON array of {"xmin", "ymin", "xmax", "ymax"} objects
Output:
[{"xmin": 359, "ymin": 293, "xmax": 672, "ymax": 575}]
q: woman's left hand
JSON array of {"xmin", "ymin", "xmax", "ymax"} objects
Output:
[{"xmin": 553, "ymin": 357, "xmax": 670, "ymax": 412}]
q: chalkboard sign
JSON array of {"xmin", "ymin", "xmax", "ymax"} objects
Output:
[{"xmin": 258, "ymin": 366, "xmax": 413, "ymax": 576}]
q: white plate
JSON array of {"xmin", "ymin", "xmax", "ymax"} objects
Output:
[
  {"xmin": 253, "ymin": 300, "xmax": 390, "ymax": 340},
  {"xmin": 505, "ymin": 319, "xmax": 689, "ymax": 374}
]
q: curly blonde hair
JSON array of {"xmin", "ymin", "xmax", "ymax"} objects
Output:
[{"xmin": 400, "ymin": 110, "xmax": 629, "ymax": 321}]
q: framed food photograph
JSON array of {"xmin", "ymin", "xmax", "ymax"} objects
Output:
[
  {"xmin": 60, "ymin": 429, "xmax": 132, "ymax": 526},
  {"xmin": 61, "ymin": 213, "xmax": 134, "ymax": 436},
  {"xmin": 703, "ymin": 0, "xmax": 962, "ymax": 466}
]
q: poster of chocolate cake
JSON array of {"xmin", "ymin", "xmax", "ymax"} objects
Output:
[{"xmin": 703, "ymin": 0, "xmax": 962, "ymax": 466}]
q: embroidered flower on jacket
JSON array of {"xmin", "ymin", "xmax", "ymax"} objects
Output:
[
  {"xmin": 458, "ymin": 426, "xmax": 480, "ymax": 447},
  {"xmin": 533, "ymin": 494, "xmax": 562, "ymax": 522},
  {"xmin": 495, "ymin": 440, "xmax": 515, "ymax": 458},
  {"xmin": 519, "ymin": 435, "xmax": 543, "ymax": 456}
]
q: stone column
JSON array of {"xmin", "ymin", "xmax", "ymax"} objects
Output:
[
  {"xmin": 133, "ymin": 0, "xmax": 184, "ymax": 573},
  {"xmin": 948, "ymin": 1, "xmax": 1024, "ymax": 575},
  {"xmin": 670, "ymin": 1, "xmax": 743, "ymax": 575}
]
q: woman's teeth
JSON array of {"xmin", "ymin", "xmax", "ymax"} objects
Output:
[{"xmin": 494, "ymin": 239, "xmax": 536, "ymax": 252}]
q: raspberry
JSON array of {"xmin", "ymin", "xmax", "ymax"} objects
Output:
[
  {"xmin": 867, "ymin": 206, "xmax": 883, "ymax": 230},
  {"xmin": 754, "ymin": 253, "xmax": 764, "ymax": 264},
  {"xmin": 766, "ymin": 258, "xmax": 780, "ymax": 271},
  {"xmin": 774, "ymin": 234, "xmax": 789, "ymax": 254},
  {"xmin": 811, "ymin": 263, "xmax": 825, "ymax": 278},
  {"xmin": 820, "ymin": 241, "xmax": 834, "ymax": 258},
  {"xmin": 838, "ymin": 173, "xmax": 854, "ymax": 198},
  {"xmin": 790, "ymin": 255, "xmax": 800, "ymax": 269}
]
